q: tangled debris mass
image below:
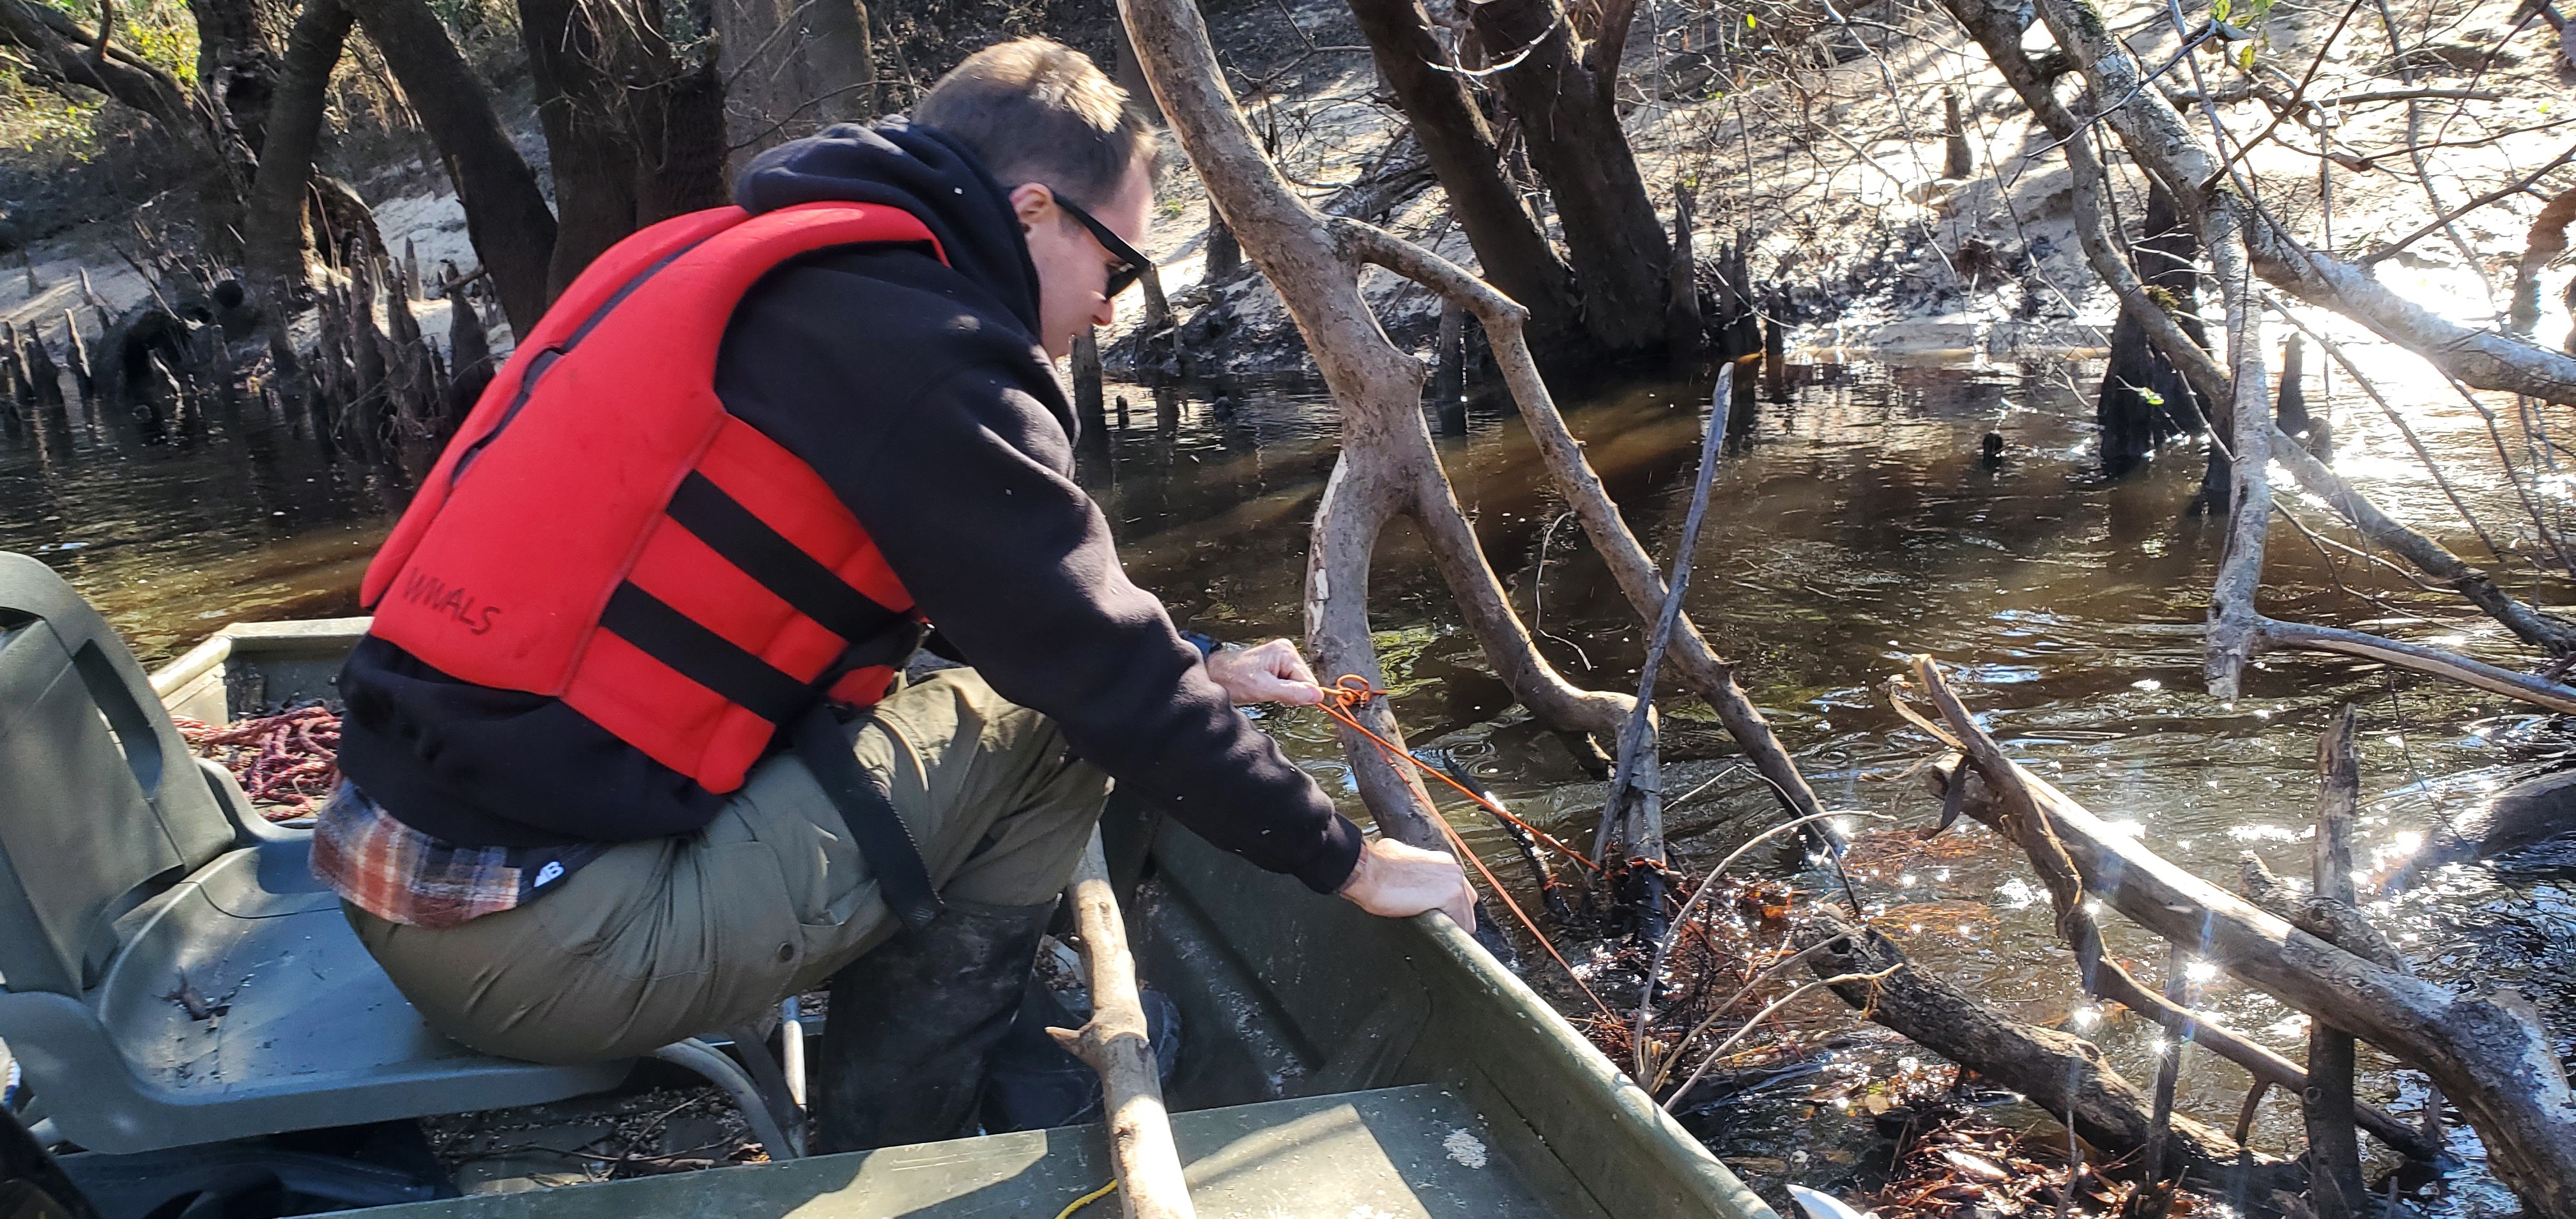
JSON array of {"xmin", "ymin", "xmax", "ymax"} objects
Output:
[
  {"xmin": 1868, "ymin": 1108, "xmax": 2137, "ymax": 1219},
  {"xmin": 174, "ymin": 704, "xmax": 341, "ymax": 818}
]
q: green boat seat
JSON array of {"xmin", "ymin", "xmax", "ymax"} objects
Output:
[
  {"xmin": 361, "ymin": 1085, "xmax": 1558, "ymax": 1218},
  {"xmin": 0, "ymin": 551, "xmax": 631, "ymax": 1156}
]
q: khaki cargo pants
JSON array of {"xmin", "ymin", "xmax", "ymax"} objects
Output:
[{"xmin": 347, "ymin": 668, "xmax": 1110, "ymax": 1064}]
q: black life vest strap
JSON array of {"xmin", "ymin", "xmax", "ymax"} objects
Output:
[
  {"xmin": 665, "ymin": 471, "xmax": 912, "ymax": 650},
  {"xmin": 793, "ymin": 704, "xmax": 944, "ymax": 933},
  {"xmin": 599, "ymin": 583, "xmax": 942, "ymax": 934},
  {"xmin": 600, "ymin": 582, "xmax": 811, "ymax": 724}
]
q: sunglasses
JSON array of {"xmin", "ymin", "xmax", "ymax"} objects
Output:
[{"xmin": 1053, "ymin": 192, "xmax": 1151, "ymax": 299}]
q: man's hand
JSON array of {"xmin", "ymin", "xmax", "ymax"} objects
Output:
[
  {"xmin": 1337, "ymin": 837, "xmax": 1476, "ymax": 930},
  {"xmin": 1204, "ymin": 638, "xmax": 1326, "ymax": 706}
]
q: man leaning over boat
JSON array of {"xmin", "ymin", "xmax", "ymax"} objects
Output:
[{"xmin": 310, "ymin": 38, "xmax": 1476, "ymax": 1153}]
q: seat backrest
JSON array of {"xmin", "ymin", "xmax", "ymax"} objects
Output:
[{"xmin": 0, "ymin": 552, "xmax": 237, "ymax": 995}]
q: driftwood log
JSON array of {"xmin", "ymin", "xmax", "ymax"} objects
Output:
[
  {"xmin": 1050, "ymin": 831, "xmax": 1194, "ymax": 1219},
  {"xmin": 1796, "ymin": 907, "xmax": 2302, "ymax": 1193},
  {"xmin": 1913, "ymin": 659, "xmax": 2576, "ymax": 1216}
]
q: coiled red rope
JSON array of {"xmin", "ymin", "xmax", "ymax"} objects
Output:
[{"xmin": 174, "ymin": 705, "xmax": 340, "ymax": 818}]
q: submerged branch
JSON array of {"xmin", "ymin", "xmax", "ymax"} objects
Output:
[
  {"xmin": 2267, "ymin": 430, "xmax": 2576, "ymax": 654},
  {"xmin": 2253, "ymin": 618, "xmax": 2576, "ymax": 714}
]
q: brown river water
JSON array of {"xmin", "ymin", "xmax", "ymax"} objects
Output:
[{"xmin": 4, "ymin": 357, "xmax": 2570, "ymax": 1217}]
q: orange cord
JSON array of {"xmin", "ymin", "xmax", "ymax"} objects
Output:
[
  {"xmin": 1322, "ymin": 679, "xmax": 1599, "ymax": 873},
  {"xmin": 1315, "ymin": 676, "xmax": 1618, "ymax": 1023}
]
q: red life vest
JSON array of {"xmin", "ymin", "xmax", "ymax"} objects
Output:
[{"xmin": 360, "ymin": 201, "xmax": 943, "ymax": 798}]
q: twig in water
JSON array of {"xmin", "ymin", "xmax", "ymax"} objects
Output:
[{"xmin": 1598, "ymin": 365, "xmax": 1737, "ymax": 866}]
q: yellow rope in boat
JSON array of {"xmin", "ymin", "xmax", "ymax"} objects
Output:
[{"xmin": 1054, "ymin": 1179, "xmax": 1117, "ymax": 1219}]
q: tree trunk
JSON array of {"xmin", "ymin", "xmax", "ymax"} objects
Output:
[
  {"xmin": 189, "ymin": 0, "xmax": 277, "ymax": 151},
  {"xmin": 243, "ymin": 0, "xmax": 355, "ymax": 289},
  {"xmin": 1942, "ymin": 88, "xmax": 1973, "ymax": 180},
  {"xmin": 1203, "ymin": 198, "xmax": 1241, "ymax": 282},
  {"xmin": 1345, "ymin": 0, "xmax": 1581, "ymax": 357},
  {"xmin": 1666, "ymin": 187, "xmax": 1702, "ymax": 358},
  {"xmin": 1430, "ymin": 298, "xmax": 1465, "ymax": 436},
  {"xmin": 518, "ymin": 0, "xmax": 644, "ymax": 295},
  {"xmin": 632, "ymin": 52, "xmax": 731, "ymax": 224},
  {"xmin": 712, "ymin": 0, "xmax": 876, "ymax": 171},
  {"xmin": 2276, "ymin": 332, "xmax": 2310, "ymax": 439},
  {"xmin": 2096, "ymin": 179, "xmax": 2206, "ymax": 480},
  {"xmin": 1111, "ymin": 9, "xmax": 1162, "ymax": 123},
  {"xmin": 349, "ymin": 0, "xmax": 558, "ymax": 335},
  {"xmin": 1464, "ymin": 0, "xmax": 1670, "ymax": 355}
]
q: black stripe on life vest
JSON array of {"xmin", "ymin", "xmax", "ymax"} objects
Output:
[
  {"xmin": 600, "ymin": 581, "xmax": 813, "ymax": 726},
  {"xmin": 666, "ymin": 471, "xmax": 909, "ymax": 647}
]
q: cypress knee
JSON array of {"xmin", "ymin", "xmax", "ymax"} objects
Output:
[
  {"xmin": 62, "ymin": 311, "xmax": 92, "ymax": 401},
  {"xmin": 1943, "ymin": 89, "xmax": 1974, "ymax": 180},
  {"xmin": 2275, "ymin": 333, "xmax": 2310, "ymax": 439},
  {"xmin": 23, "ymin": 328, "xmax": 63, "ymax": 406},
  {"xmin": 1666, "ymin": 188, "xmax": 1705, "ymax": 358}
]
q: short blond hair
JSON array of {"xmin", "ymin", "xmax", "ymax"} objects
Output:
[{"xmin": 914, "ymin": 39, "xmax": 1158, "ymax": 208}]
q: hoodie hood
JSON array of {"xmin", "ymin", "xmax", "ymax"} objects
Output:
[{"xmin": 733, "ymin": 119, "xmax": 1044, "ymax": 336}]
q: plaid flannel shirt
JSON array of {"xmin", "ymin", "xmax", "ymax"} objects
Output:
[{"xmin": 310, "ymin": 783, "xmax": 604, "ymax": 929}]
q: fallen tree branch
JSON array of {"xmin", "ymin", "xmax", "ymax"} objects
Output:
[
  {"xmin": 2205, "ymin": 211, "xmax": 2273, "ymax": 699},
  {"xmin": 1050, "ymin": 831, "xmax": 1196, "ymax": 1219},
  {"xmin": 1924, "ymin": 673, "xmax": 2576, "ymax": 1215},
  {"xmin": 2030, "ymin": 0, "xmax": 2576, "ymax": 405},
  {"xmin": 1599, "ymin": 365, "xmax": 1736, "ymax": 866},
  {"xmin": 1122, "ymin": 0, "xmax": 1629, "ymax": 856},
  {"xmin": 1943, "ymin": 2, "xmax": 2576, "ymax": 659},
  {"xmin": 2240, "ymin": 857, "xmax": 2405, "ymax": 971},
  {"xmin": 1795, "ymin": 907, "xmax": 2303, "ymax": 1193},
  {"xmin": 2266, "ymin": 429, "xmax": 2576, "ymax": 654},
  {"xmin": 1910, "ymin": 664, "xmax": 2435, "ymax": 1161}
]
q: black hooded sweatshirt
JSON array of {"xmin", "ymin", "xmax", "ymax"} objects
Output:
[{"xmin": 335, "ymin": 121, "xmax": 1364, "ymax": 894}]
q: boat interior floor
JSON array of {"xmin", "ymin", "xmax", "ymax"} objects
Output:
[{"xmin": 365, "ymin": 1084, "xmax": 1553, "ymax": 1218}]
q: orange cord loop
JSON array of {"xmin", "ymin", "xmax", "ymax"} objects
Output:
[{"xmin": 1314, "ymin": 674, "xmax": 1616, "ymax": 1022}]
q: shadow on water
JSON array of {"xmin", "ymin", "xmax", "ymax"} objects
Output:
[{"xmin": 6, "ymin": 357, "xmax": 2572, "ymax": 1216}]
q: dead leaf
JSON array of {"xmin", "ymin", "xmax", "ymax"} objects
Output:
[{"xmin": 1939, "ymin": 1149, "xmax": 2010, "ymax": 1181}]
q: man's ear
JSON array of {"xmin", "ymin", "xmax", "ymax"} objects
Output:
[{"xmin": 1008, "ymin": 183, "xmax": 1055, "ymax": 234}]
